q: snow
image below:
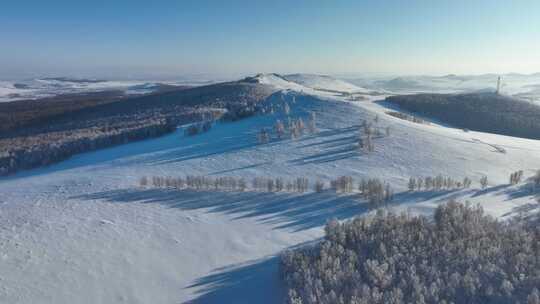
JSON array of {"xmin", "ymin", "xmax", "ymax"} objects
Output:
[
  {"xmin": 283, "ymin": 74, "xmax": 371, "ymax": 93},
  {"xmin": 1, "ymin": 74, "xmax": 539, "ymax": 303},
  {"xmin": 0, "ymin": 78, "xmax": 218, "ymax": 103},
  {"xmin": 347, "ymin": 73, "xmax": 540, "ymax": 104}
]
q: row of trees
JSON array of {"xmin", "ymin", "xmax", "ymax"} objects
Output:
[
  {"xmin": 386, "ymin": 111, "xmax": 427, "ymax": 124},
  {"xmin": 141, "ymin": 175, "xmax": 312, "ymax": 193},
  {"xmin": 329, "ymin": 176, "xmax": 394, "ymax": 205},
  {"xmin": 281, "ymin": 201, "xmax": 540, "ymax": 304},
  {"xmin": 140, "ymin": 175, "xmax": 393, "ymax": 204},
  {"xmin": 408, "ymin": 175, "xmax": 473, "ymax": 191}
]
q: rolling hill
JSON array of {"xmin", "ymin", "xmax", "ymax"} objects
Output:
[{"xmin": 0, "ymin": 74, "xmax": 539, "ymax": 303}]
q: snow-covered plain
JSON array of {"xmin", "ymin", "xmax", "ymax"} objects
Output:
[
  {"xmin": 0, "ymin": 77, "xmax": 220, "ymax": 102},
  {"xmin": 1, "ymin": 74, "xmax": 539, "ymax": 303}
]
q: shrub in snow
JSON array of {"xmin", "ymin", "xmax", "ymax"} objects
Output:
[{"xmin": 280, "ymin": 201, "xmax": 540, "ymax": 304}]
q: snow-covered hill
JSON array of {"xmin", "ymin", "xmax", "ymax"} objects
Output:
[
  {"xmin": 348, "ymin": 73, "xmax": 540, "ymax": 104},
  {"xmin": 0, "ymin": 74, "xmax": 539, "ymax": 303},
  {"xmin": 283, "ymin": 73, "xmax": 370, "ymax": 93}
]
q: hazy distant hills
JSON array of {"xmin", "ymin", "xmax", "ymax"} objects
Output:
[
  {"xmin": 347, "ymin": 73, "xmax": 540, "ymax": 101},
  {"xmin": 0, "ymin": 77, "xmax": 222, "ymax": 102}
]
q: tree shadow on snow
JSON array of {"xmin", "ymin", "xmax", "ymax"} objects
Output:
[
  {"xmin": 185, "ymin": 257, "xmax": 283, "ymax": 304},
  {"xmin": 185, "ymin": 240, "xmax": 320, "ymax": 304},
  {"xmin": 72, "ymin": 189, "xmax": 371, "ymax": 232}
]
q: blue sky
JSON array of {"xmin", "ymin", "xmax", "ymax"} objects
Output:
[{"xmin": 1, "ymin": 0, "xmax": 539, "ymax": 79}]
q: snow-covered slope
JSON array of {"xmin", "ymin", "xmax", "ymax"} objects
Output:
[
  {"xmin": 1, "ymin": 75, "xmax": 539, "ymax": 303},
  {"xmin": 283, "ymin": 74, "xmax": 370, "ymax": 93}
]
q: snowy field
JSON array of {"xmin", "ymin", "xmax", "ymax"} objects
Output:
[
  {"xmin": 1, "ymin": 74, "xmax": 539, "ymax": 303},
  {"xmin": 0, "ymin": 77, "xmax": 221, "ymax": 102}
]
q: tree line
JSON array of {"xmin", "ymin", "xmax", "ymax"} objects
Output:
[{"xmin": 386, "ymin": 92, "xmax": 540, "ymax": 140}]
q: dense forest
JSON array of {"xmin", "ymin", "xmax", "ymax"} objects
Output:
[
  {"xmin": 385, "ymin": 92, "xmax": 540, "ymax": 140},
  {"xmin": 0, "ymin": 80, "xmax": 274, "ymax": 175},
  {"xmin": 281, "ymin": 201, "xmax": 540, "ymax": 304}
]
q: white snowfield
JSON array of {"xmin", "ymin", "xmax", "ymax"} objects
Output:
[
  {"xmin": 1, "ymin": 74, "xmax": 539, "ymax": 303},
  {"xmin": 0, "ymin": 77, "xmax": 219, "ymax": 102}
]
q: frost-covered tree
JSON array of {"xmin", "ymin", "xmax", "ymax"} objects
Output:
[
  {"xmin": 480, "ymin": 175, "xmax": 488, "ymax": 189},
  {"xmin": 274, "ymin": 120, "xmax": 285, "ymax": 139},
  {"xmin": 416, "ymin": 177, "xmax": 423, "ymax": 190},
  {"xmin": 533, "ymin": 170, "xmax": 540, "ymax": 190},
  {"xmin": 509, "ymin": 170, "xmax": 524, "ymax": 185},
  {"xmin": 284, "ymin": 102, "xmax": 290, "ymax": 115},
  {"xmin": 139, "ymin": 176, "xmax": 148, "ymax": 187},
  {"xmin": 315, "ymin": 180, "xmax": 325, "ymax": 193},
  {"xmin": 408, "ymin": 177, "xmax": 417, "ymax": 191},
  {"xmin": 281, "ymin": 201, "xmax": 540, "ymax": 304},
  {"xmin": 463, "ymin": 177, "xmax": 472, "ymax": 188},
  {"xmin": 308, "ymin": 111, "xmax": 317, "ymax": 133}
]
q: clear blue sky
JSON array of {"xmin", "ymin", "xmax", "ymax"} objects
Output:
[{"xmin": 1, "ymin": 0, "xmax": 539, "ymax": 79}]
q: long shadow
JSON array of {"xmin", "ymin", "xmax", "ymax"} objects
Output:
[
  {"xmin": 501, "ymin": 183, "xmax": 539, "ymax": 201},
  {"xmin": 501, "ymin": 202, "xmax": 540, "ymax": 218},
  {"xmin": 289, "ymin": 145, "xmax": 359, "ymax": 165},
  {"xmin": 392, "ymin": 189, "xmax": 473, "ymax": 204},
  {"xmin": 209, "ymin": 162, "xmax": 271, "ymax": 175},
  {"xmin": 186, "ymin": 239, "xmax": 321, "ymax": 304},
  {"xmin": 72, "ymin": 188, "xmax": 371, "ymax": 232},
  {"xmin": 185, "ymin": 257, "xmax": 283, "ymax": 304},
  {"xmin": 471, "ymin": 184, "xmax": 510, "ymax": 197}
]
